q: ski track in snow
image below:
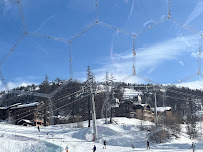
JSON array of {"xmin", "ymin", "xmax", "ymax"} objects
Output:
[{"xmin": 0, "ymin": 117, "xmax": 202, "ymax": 152}]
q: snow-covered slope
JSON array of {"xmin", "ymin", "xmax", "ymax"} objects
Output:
[{"xmin": 0, "ymin": 117, "xmax": 202, "ymax": 152}]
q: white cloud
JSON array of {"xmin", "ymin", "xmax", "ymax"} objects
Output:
[
  {"xmin": 0, "ymin": 81, "xmax": 34, "ymax": 92},
  {"xmin": 93, "ymin": 34, "xmax": 199, "ymax": 83},
  {"xmin": 185, "ymin": 2, "xmax": 203, "ymax": 25},
  {"xmin": 179, "ymin": 61, "xmax": 184, "ymax": 66},
  {"xmin": 3, "ymin": 0, "xmax": 14, "ymax": 14}
]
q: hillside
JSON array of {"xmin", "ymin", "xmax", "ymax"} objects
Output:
[{"xmin": 0, "ymin": 117, "xmax": 202, "ymax": 152}]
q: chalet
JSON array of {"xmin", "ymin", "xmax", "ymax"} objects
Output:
[
  {"xmin": 0, "ymin": 103, "xmax": 22, "ymax": 121},
  {"xmin": 114, "ymin": 100, "xmax": 154, "ymax": 121},
  {"xmin": 151, "ymin": 107, "xmax": 172, "ymax": 117},
  {"xmin": 0, "ymin": 107, "xmax": 8, "ymax": 120},
  {"xmin": 151, "ymin": 107, "xmax": 172, "ymax": 124},
  {"xmin": 134, "ymin": 104, "xmax": 154, "ymax": 121},
  {"xmin": 113, "ymin": 100, "xmax": 135, "ymax": 118},
  {"xmin": 0, "ymin": 102, "xmax": 48, "ymax": 126},
  {"xmin": 10, "ymin": 102, "xmax": 47, "ymax": 126}
]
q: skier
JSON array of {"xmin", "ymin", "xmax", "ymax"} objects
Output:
[
  {"xmin": 37, "ymin": 126, "xmax": 40, "ymax": 132},
  {"xmin": 65, "ymin": 145, "xmax": 69, "ymax": 152},
  {"xmin": 92, "ymin": 145, "xmax": 96, "ymax": 152},
  {"xmin": 189, "ymin": 142, "xmax": 195, "ymax": 152},
  {"xmin": 147, "ymin": 140, "xmax": 150, "ymax": 150},
  {"xmin": 103, "ymin": 140, "xmax": 106, "ymax": 149},
  {"xmin": 131, "ymin": 141, "xmax": 134, "ymax": 148}
]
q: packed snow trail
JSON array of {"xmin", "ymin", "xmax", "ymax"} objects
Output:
[{"xmin": 0, "ymin": 118, "xmax": 202, "ymax": 152}]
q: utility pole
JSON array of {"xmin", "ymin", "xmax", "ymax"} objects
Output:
[
  {"xmin": 88, "ymin": 95, "xmax": 91, "ymax": 127},
  {"xmin": 105, "ymin": 71, "xmax": 109, "ymax": 124},
  {"xmin": 90, "ymin": 87, "xmax": 98, "ymax": 141},
  {"xmin": 49, "ymin": 97, "xmax": 54, "ymax": 125},
  {"xmin": 154, "ymin": 91, "xmax": 158, "ymax": 127},
  {"xmin": 105, "ymin": 86, "xmax": 109, "ymax": 124},
  {"xmin": 110, "ymin": 107, "xmax": 113, "ymax": 124}
]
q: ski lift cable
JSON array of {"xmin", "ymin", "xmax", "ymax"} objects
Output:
[
  {"xmin": 198, "ymin": 37, "xmax": 203, "ymax": 74},
  {"xmin": 68, "ymin": 41, "xmax": 73, "ymax": 79},
  {"xmin": 167, "ymin": 88, "xmax": 203, "ymax": 99},
  {"xmin": 0, "ymin": 34, "xmax": 26, "ymax": 67},
  {"xmin": 3, "ymin": 88, "xmax": 89, "ymax": 123},
  {"xmin": 16, "ymin": 93, "xmax": 90, "ymax": 124},
  {"xmin": 7, "ymin": 86, "xmax": 87, "ymax": 119},
  {"xmin": 169, "ymin": 17, "xmax": 200, "ymax": 35},
  {"xmin": 136, "ymin": 16, "xmax": 168, "ymax": 38},
  {"xmin": 167, "ymin": 0, "xmax": 171, "ymax": 18},
  {"xmin": 0, "ymin": 70, "xmax": 9, "ymax": 106},
  {"xmin": 156, "ymin": 92, "xmax": 203, "ymax": 103},
  {"xmin": 10, "ymin": 87, "xmax": 88, "ymax": 118},
  {"xmin": 17, "ymin": 1, "xmax": 27, "ymax": 33},
  {"xmin": 132, "ymin": 38, "xmax": 136, "ymax": 76},
  {"xmin": 0, "ymin": 70, "xmax": 9, "ymax": 91},
  {"xmin": 101, "ymin": 73, "xmax": 134, "ymax": 118},
  {"xmin": 171, "ymin": 73, "xmax": 198, "ymax": 84},
  {"xmin": 97, "ymin": 21, "xmax": 133, "ymax": 37},
  {"xmin": 0, "ymin": 93, "xmax": 90, "ymax": 135},
  {"xmin": 70, "ymin": 22, "xmax": 96, "ymax": 41},
  {"xmin": 8, "ymin": 85, "xmax": 202, "ymax": 124},
  {"xmin": 94, "ymin": 0, "xmax": 99, "ymax": 21},
  {"xmin": 50, "ymin": 84, "xmax": 88, "ymax": 100},
  {"xmin": 28, "ymin": 32, "xmax": 69, "ymax": 43},
  {"xmin": 136, "ymin": 74, "xmax": 159, "ymax": 84}
]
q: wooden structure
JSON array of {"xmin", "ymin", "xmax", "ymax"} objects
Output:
[{"xmin": 0, "ymin": 102, "xmax": 48, "ymax": 126}]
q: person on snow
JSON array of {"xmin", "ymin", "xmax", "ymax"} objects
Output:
[
  {"xmin": 147, "ymin": 140, "xmax": 150, "ymax": 150},
  {"xmin": 37, "ymin": 126, "xmax": 40, "ymax": 132},
  {"xmin": 189, "ymin": 142, "xmax": 195, "ymax": 152},
  {"xmin": 131, "ymin": 141, "xmax": 134, "ymax": 148},
  {"xmin": 65, "ymin": 145, "xmax": 69, "ymax": 152},
  {"xmin": 92, "ymin": 145, "xmax": 96, "ymax": 152},
  {"xmin": 103, "ymin": 140, "xmax": 106, "ymax": 149}
]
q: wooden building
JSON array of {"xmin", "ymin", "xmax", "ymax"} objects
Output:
[
  {"xmin": 9, "ymin": 102, "xmax": 47, "ymax": 126},
  {"xmin": 114, "ymin": 100, "xmax": 154, "ymax": 122}
]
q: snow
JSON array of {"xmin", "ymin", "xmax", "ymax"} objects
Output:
[
  {"xmin": 151, "ymin": 107, "xmax": 172, "ymax": 112},
  {"xmin": 10, "ymin": 102, "xmax": 40, "ymax": 109},
  {"xmin": 0, "ymin": 117, "xmax": 202, "ymax": 152},
  {"xmin": 123, "ymin": 88, "xmax": 142, "ymax": 99}
]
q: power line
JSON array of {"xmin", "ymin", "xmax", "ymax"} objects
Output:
[
  {"xmin": 11, "ymin": 87, "xmax": 87, "ymax": 118},
  {"xmin": 0, "ymin": 93, "xmax": 90, "ymax": 136}
]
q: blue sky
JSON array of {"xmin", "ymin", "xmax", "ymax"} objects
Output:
[{"xmin": 0, "ymin": 0, "xmax": 203, "ymax": 90}]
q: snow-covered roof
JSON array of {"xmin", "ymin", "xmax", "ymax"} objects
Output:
[
  {"xmin": 10, "ymin": 102, "xmax": 40, "ymax": 110},
  {"xmin": 0, "ymin": 107, "xmax": 7, "ymax": 110},
  {"xmin": 8, "ymin": 103, "xmax": 23, "ymax": 109},
  {"xmin": 151, "ymin": 107, "xmax": 172, "ymax": 112},
  {"xmin": 197, "ymin": 111, "xmax": 203, "ymax": 116},
  {"xmin": 133, "ymin": 103, "xmax": 150, "ymax": 107},
  {"xmin": 123, "ymin": 88, "xmax": 143, "ymax": 99},
  {"xmin": 18, "ymin": 119, "xmax": 32, "ymax": 124}
]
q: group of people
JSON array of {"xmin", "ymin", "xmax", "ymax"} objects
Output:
[
  {"xmin": 64, "ymin": 139, "xmax": 195, "ymax": 152},
  {"xmin": 64, "ymin": 140, "xmax": 106, "ymax": 152},
  {"xmin": 92, "ymin": 140, "xmax": 106, "ymax": 152},
  {"xmin": 190, "ymin": 142, "xmax": 196, "ymax": 152}
]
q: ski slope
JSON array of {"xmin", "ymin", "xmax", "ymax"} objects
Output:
[{"xmin": 0, "ymin": 117, "xmax": 202, "ymax": 152}]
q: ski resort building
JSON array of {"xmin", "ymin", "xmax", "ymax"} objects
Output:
[
  {"xmin": 113, "ymin": 100, "xmax": 155, "ymax": 122},
  {"xmin": 0, "ymin": 102, "xmax": 48, "ymax": 126}
]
